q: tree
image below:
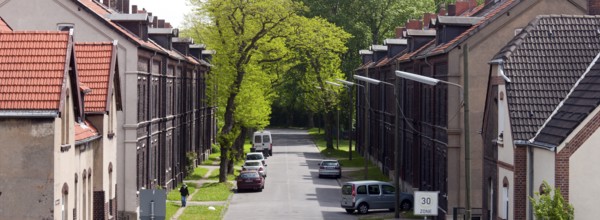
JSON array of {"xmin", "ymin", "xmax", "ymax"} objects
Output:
[
  {"xmin": 186, "ymin": 0, "xmax": 349, "ymax": 181},
  {"xmin": 529, "ymin": 181, "xmax": 574, "ymax": 220},
  {"xmin": 188, "ymin": 0, "xmax": 303, "ymax": 182}
]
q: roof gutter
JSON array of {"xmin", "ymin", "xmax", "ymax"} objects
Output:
[
  {"xmin": 514, "ymin": 140, "xmax": 555, "ymax": 151},
  {"xmin": 489, "ymin": 59, "xmax": 511, "ymax": 83},
  {"xmin": 75, "ymin": 134, "xmax": 103, "ymax": 145},
  {"xmin": 0, "ymin": 110, "xmax": 58, "ymax": 118}
]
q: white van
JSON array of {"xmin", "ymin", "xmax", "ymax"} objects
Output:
[{"xmin": 251, "ymin": 131, "xmax": 272, "ymax": 156}]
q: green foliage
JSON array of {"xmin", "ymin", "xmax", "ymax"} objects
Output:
[
  {"xmin": 529, "ymin": 181, "xmax": 574, "ymax": 220},
  {"xmin": 165, "ymin": 202, "xmax": 180, "ymax": 220},
  {"xmin": 185, "ymin": 152, "xmax": 198, "ymax": 176},
  {"xmin": 167, "ymin": 183, "xmax": 198, "ymax": 201}
]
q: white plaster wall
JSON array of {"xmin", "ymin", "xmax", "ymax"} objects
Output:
[
  {"xmin": 532, "ymin": 148, "xmax": 555, "ymax": 193},
  {"xmin": 497, "ymin": 168, "xmax": 514, "ymax": 220},
  {"xmin": 497, "ymin": 84, "xmax": 515, "ymax": 165},
  {"xmin": 570, "ymin": 128, "xmax": 600, "ymax": 219}
]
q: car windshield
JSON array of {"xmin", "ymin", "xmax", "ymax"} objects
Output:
[
  {"xmin": 245, "ymin": 162, "xmax": 261, "ymax": 166},
  {"xmin": 342, "ymin": 185, "xmax": 352, "ymax": 195},
  {"xmin": 246, "ymin": 154, "xmax": 263, "ymax": 160},
  {"xmin": 322, "ymin": 161, "xmax": 338, "ymax": 166},
  {"xmin": 240, "ymin": 172, "xmax": 259, "ymax": 179}
]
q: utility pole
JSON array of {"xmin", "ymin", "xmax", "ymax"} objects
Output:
[{"xmin": 464, "ymin": 45, "xmax": 472, "ymax": 220}]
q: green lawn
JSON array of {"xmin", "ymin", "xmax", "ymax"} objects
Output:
[
  {"xmin": 185, "ymin": 166, "xmax": 209, "ymax": 180},
  {"xmin": 191, "ymin": 182, "xmax": 234, "ymax": 201},
  {"xmin": 208, "ymin": 168, "xmax": 239, "ymax": 181},
  {"xmin": 357, "ymin": 211, "xmax": 420, "ymax": 220},
  {"xmin": 167, "ymin": 182, "xmax": 198, "ymax": 201},
  {"xmin": 178, "ymin": 205, "xmax": 225, "ymax": 220},
  {"xmin": 165, "ymin": 202, "xmax": 180, "ymax": 220}
]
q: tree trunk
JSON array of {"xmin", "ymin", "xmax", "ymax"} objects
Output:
[
  {"xmin": 324, "ymin": 111, "xmax": 334, "ymax": 149},
  {"xmin": 219, "ymin": 143, "xmax": 229, "ymax": 183},
  {"xmin": 307, "ymin": 112, "xmax": 315, "ymax": 128}
]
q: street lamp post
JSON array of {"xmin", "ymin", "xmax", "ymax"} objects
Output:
[
  {"xmin": 395, "ymin": 70, "xmax": 470, "ymax": 219},
  {"xmin": 352, "ymin": 75, "xmax": 401, "ymax": 218},
  {"xmin": 335, "ymin": 79, "xmax": 357, "ymax": 161}
]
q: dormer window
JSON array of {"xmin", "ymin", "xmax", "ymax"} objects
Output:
[{"xmin": 57, "ymin": 23, "xmax": 74, "ymax": 32}]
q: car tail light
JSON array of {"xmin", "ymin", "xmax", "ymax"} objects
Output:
[{"xmin": 352, "ymin": 184, "xmax": 356, "ymax": 202}]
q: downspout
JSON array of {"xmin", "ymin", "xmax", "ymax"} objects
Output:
[{"xmin": 528, "ymin": 145, "xmax": 534, "ymax": 220}]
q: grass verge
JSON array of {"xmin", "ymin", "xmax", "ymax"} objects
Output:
[
  {"xmin": 208, "ymin": 168, "xmax": 239, "ymax": 181},
  {"xmin": 167, "ymin": 182, "xmax": 198, "ymax": 201},
  {"xmin": 165, "ymin": 202, "xmax": 179, "ymax": 220},
  {"xmin": 178, "ymin": 205, "xmax": 225, "ymax": 220},
  {"xmin": 191, "ymin": 182, "xmax": 234, "ymax": 201},
  {"xmin": 185, "ymin": 166, "xmax": 209, "ymax": 180}
]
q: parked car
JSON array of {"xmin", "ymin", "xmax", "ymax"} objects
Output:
[
  {"xmin": 341, "ymin": 180, "xmax": 413, "ymax": 214},
  {"xmin": 246, "ymin": 152, "xmax": 266, "ymax": 166},
  {"xmin": 242, "ymin": 160, "xmax": 267, "ymax": 178},
  {"xmin": 318, "ymin": 159, "xmax": 341, "ymax": 178},
  {"xmin": 236, "ymin": 170, "xmax": 265, "ymax": 192},
  {"xmin": 251, "ymin": 130, "xmax": 273, "ymax": 157}
]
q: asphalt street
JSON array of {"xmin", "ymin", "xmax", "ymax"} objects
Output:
[{"xmin": 223, "ymin": 129, "xmax": 357, "ymax": 220}]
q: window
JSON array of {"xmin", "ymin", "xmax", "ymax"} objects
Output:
[
  {"xmin": 57, "ymin": 23, "xmax": 73, "ymax": 32},
  {"xmin": 500, "ymin": 177, "xmax": 509, "ymax": 220},
  {"xmin": 263, "ymin": 135, "xmax": 270, "ymax": 142},
  {"xmin": 61, "ymin": 183, "xmax": 68, "ymax": 220},
  {"xmin": 254, "ymin": 135, "xmax": 261, "ymax": 144},
  {"xmin": 356, "ymin": 185, "xmax": 367, "ymax": 194},
  {"xmin": 368, "ymin": 185, "xmax": 380, "ymax": 195},
  {"xmin": 382, "ymin": 185, "xmax": 395, "ymax": 195}
]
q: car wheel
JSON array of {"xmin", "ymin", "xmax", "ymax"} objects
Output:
[
  {"xmin": 318, "ymin": 174, "xmax": 322, "ymax": 178},
  {"xmin": 337, "ymin": 174, "xmax": 341, "ymax": 178},
  {"xmin": 357, "ymin": 203, "xmax": 369, "ymax": 214},
  {"xmin": 345, "ymin": 209, "xmax": 355, "ymax": 214},
  {"xmin": 258, "ymin": 188, "xmax": 263, "ymax": 192},
  {"xmin": 401, "ymin": 200, "xmax": 411, "ymax": 211},
  {"xmin": 269, "ymin": 149, "xmax": 273, "ymax": 156}
]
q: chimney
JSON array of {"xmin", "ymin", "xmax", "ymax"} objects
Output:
[
  {"xmin": 395, "ymin": 27, "xmax": 404, "ymax": 38},
  {"xmin": 439, "ymin": 8, "xmax": 447, "ymax": 16},
  {"xmin": 423, "ymin": 13, "xmax": 436, "ymax": 29},
  {"xmin": 158, "ymin": 19, "xmax": 165, "ymax": 28},
  {"xmin": 189, "ymin": 44, "xmax": 206, "ymax": 60},
  {"xmin": 406, "ymin": 19, "xmax": 422, "ymax": 30},
  {"xmin": 448, "ymin": 4, "xmax": 456, "ymax": 16},
  {"xmin": 122, "ymin": 0, "xmax": 130, "ymax": 14},
  {"xmin": 103, "ymin": 0, "xmax": 109, "ymax": 7},
  {"xmin": 152, "ymin": 16, "xmax": 158, "ymax": 28},
  {"xmin": 359, "ymin": 50, "xmax": 373, "ymax": 65},
  {"xmin": 455, "ymin": 0, "xmax": 477, "ymax": 15},
  {"xmin": 132, "ymin": 5, "xmax": 137, "ymax": 14},
  {"xmin": 590, "ymin": 0, "xmax": 600, "ymax": 15},
  {"xmin": 165, "ymin": 22, "xmax": 172, "ymax": 28}
]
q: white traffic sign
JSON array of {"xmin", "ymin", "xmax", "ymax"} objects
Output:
[{"xmin": 414, "ymin": 191, "xmax": 439, "ymax": 216}]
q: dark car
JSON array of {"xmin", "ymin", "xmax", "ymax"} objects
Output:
[{"xmin": 236, "ymin": 170, "xmax": 265, "ymax": 192}]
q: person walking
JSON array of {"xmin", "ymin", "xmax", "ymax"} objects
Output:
[{"xmin": 179, "ymin": 183, "xmax": 190, "ymax": 207}]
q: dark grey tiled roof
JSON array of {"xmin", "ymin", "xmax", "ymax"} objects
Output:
[
  {"xmin": 534, "ymin": 54, "xmax": 600, "ymax": 146},
  {"xmin": 494, "ymin": 15, "xmax": 600, "ymax": 141}
]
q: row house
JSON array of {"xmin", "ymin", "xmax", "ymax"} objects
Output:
[
  {"xmin": 0, "ymin": 0, "xmax": 217, "ymax": 219},
  {"xmin": 483, "ymin": 15, "xmax": 600, "ymax": 220},
  {"xmin": 354, "ymin": 0, "xmax": 591, "ymax": 219},
  {"xmin": 0, "ymin": 28, "xmax": 120, "ymax": 220}
]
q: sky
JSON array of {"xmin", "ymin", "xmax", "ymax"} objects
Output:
[{"xmin": 128, "ymin": 0, "xmax": 196, "ymax": 28}]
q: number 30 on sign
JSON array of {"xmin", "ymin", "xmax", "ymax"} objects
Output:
[{"xmin": 414, "ymin": 191, "xmax": 439, "ymax": 216}]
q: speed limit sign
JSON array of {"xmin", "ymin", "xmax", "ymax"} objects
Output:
[{"xmin": 414, "ymin": 191, "xmax": 439, "ymax": 216}]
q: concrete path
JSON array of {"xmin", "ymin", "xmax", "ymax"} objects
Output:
[{"xmin": 170, "ymin": 163, "xmax": 227, "ymax": 219}]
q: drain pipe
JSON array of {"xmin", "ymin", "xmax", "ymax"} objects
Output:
[{"xmin": 528, "ymin": 145, "xmax": 534, "ymax": 220}]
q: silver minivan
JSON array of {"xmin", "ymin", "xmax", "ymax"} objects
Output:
[{"xmin": 341, "ymin": 180, "xmax": 413, "ymax": 214}]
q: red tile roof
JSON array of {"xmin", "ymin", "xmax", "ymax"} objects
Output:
[
  {"xmin": 0, "ymin": 31, "xmax": 70, "ymax": 110},
  {"xmin": 75, "ymin": 42, "xmax": 114, "ymax": 112},
  {"xmin": 0, "ymin": 17, "xmax": 11, "ymax": 31},
  {"xmin": 75, "ymin": 120, "xmax": 99, "ymax": 141}
]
